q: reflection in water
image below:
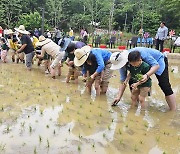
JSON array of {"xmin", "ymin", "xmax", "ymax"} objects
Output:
[{"xmin": 0, "ymin": 61, "xmax": 179, "ymax": 154}]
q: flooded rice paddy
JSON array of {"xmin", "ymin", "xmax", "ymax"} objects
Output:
[{"xmin": 0, "ymin": 59, "xmax": 179, "ymax": 154}]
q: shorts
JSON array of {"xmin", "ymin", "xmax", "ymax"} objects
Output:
[
  {"xmin": 132, "ymin": 87, "xmax": 151, "ymax": 97},
  {"xmin": 25, "ymin": 52, "xmax": 35, "ymax": 68},
  {"xmin": 9, "ymin": 49, "xmax": 16, "ymax": 53},
  {"xmin": 101, "ymin": 62, "xmax": 113, "ymax": 83},
  {"xmin": 87, "ymin": 61, "xmax": 113, "ymax": 88},
  {"xmin": 50, "ymin": 51, "xmax": 65, "ymax": 69},
  {"xmin": 155, "ymin": 57, "xmax": 173, "ymax": 96}
]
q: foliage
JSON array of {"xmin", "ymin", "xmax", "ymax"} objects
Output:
[
  {"xmin": 0, "ymin": 0, "xmax": 179, "ymax": 35},
  {"xmin": 17, "ymin": 12, "xmax": 42, "ymax": 30}
]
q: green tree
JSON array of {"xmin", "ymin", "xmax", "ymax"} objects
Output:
[{"xmin": 17, "ymin": 12, "xmax": 43, "ymax": 30}]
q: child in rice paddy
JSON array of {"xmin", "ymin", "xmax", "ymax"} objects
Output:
[
  {"xmin": 0, "ymin": 38, "xmax": 9, "ymax": 63},
  {"xmin": 124, "ymin": 51, "xmax": 152, "ymax": 109}
]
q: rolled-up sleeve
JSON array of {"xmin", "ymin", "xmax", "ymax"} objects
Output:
[
  {"xmin": 119, "ymin": 66, "xmax": 127, "ymax": 82},
  {"xmin": 95, "ymin": 53, "xmax": 105, "ymax": 73}
]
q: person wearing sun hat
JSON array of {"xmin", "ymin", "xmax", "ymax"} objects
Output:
[
  {"xmin": 6, "ymin": 29, "xmax": 23, "ymax": 63},
  {"xmin": 110, "ymin": 47, "xmax": 176, "ymax": 111},
  {"xmin": 74, "ymin": 46, "xmax": 113, "ymax": 95},
  {"xmin": 36, "ymin": 35, "xmax": 65, "ymax": 79},
  {"xmin": 15, "ymin": 25, "xmax": 34, "ymax": 70}
]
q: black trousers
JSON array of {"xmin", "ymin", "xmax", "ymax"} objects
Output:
[
  {"xmin": 156, "ymin": 39, "xmax": 164, "ymax": 52},
  {"xmin": 155, "ymin": 57, "xmax": 173, "ymax": 96}
]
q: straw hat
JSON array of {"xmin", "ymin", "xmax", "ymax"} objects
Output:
[
  {"xmin": 110, "ymin": 50, "xmax": 129, "ymax": 70},
  {"xmin": 74, "ymin": 46, "xmax": 91, "ymax": 66},
  {"xmin": 36, "ymin": 35, "xmax": 51, "ymax": 46},
  {"xmin": 7, "ymin": 29, "xmax": 14, "ymax": 35},
  {"xmin": 14, "ymin": 25, "xmax": 29, "ymax": 35}
]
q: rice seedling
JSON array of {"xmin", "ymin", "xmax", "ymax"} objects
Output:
[
  {"xmin": 88, "ymin": 124, "xmax": 91, "ymax": 129},
  {"xmin": 92, "ymin": 143, "xmax": 95, "ymax": 148},
  {"xmin": 53, "ymin": 130, "xmax": 56, "ymax": 135},
  {"xmin": 80, "ymin": 105, "xmax": 82, "ymax": 108},
  {"xmin": 29, "ymin": 126, "xmax": 32, "ymax": 133},
  {"xmin": 34, "ymin": 147, "xmax": 37, "ymax": 154},
  {"xmin": 97, "ymin": 121, "xmax": 100, "ymax": 124},
  {"xmin": 103, "ymin": 133, "xmax": 106, "ymax": 138},
  {"xmin": 5, "ymin": 125, "xmax": 10, "ymax": 133},
  {"xmin": 156, "ymin": 136, "xmax": 160, "ymax": 142},
  {"xmin": 118, "ymin": 129, "xmax": 122, "ymax": 135},
  {"xmin": 112, "ymin": 119, "xmax": 114, "ymax": 122},
  {"xmin": 40, "ymin": 110, "xmax": 43, "ymax": 115},
  {"xmin": 99, "ymin": 113, "xmax": 102, "ymax": 117},
  {"xmin": 78, "ymin": 145, "xmax": 81, "ymax": 151},
  {"xmin": 1, "ymin": 105, "xmax": 4, "ymax": 111},
  {"xmin": 89, "ymin": 110, "xmax": 92, "ymax": 113},
  {"xmin": 140, "ymin": 140, "xmax": 143, "ymax": 144},
  {"xmin": 39, "ymin": 135, "xmax": 42, "ymax": 143},
  {"xmin": 46, "ymin": 125, "xmax": 49, "ymax": 128},
  {"xmin": 119, "ymin": 139, "xmax": 123, "ymax": 144},
  {"xmin": 134, "ymin": 144, "xmax": 138, "ymax": 152},
  {"xmin": 144, "ymin": 123, "xmax": 148, "ymax": 128},
  {"xmin": 21, "ymin": 122, "xmax": 25, "ymax": 127},
  {"xmin": 125, "ymin": 124, "xmax": 128, "ymax": 128},
  {"xmin": 68, "ymin": 128, "xmax": 71, "ymax": 132},
  {"xmin": 79, "ymin": 134, "xmax": 82, "ymax": 139},
  {"xmin": 0, "ymin": 143, "xmax": 6, "ymax": 151},
  {"xmin": 108, "ymin": 125, "xmax": 111, "ymax": 130},
  {"xmin": 163, "ymin": 152, "xmax": 166, "ymax": 154},
  {"xmin": 86, "ymin": 115, "xmax": 89, "ymax": 119},
  {"xmin": 47, "ymin": 139, "xmax": 50, "ymax": 148}
]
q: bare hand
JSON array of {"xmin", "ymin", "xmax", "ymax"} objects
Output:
[
  {"xmin": 131, "ymin": 83, "xmax": 138, "ymax": 90},
  {"xmin": 68, "ymin": 61, "xmax": 74, "ymax": 66},
  {"xmin": 140, "ymin": 74, "xmax": 148, "ymax": 83},
  {"xmin": 111, "ymin": 97, "xmax": 120, "ymax": 106}
]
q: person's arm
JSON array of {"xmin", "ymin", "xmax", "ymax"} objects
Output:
[
  {"xmin": 140, "ymin": 51, "xmax": 160, "ymax": 83},
  {"xmin": 164, "ymin": 27, "xmax": 168, "ymax": 40},
  {"xmin": 36, "ymin": 47, "xmax": 45, "ymax": 59},
  {"xmin": 16, "ymin": 44, "xmax": 27, "ymax": 53},
  {"xmin": 90, "ymin": 52, "xmax": 104, "ymax": 79},
  {"xmin": 140, "ymin": 64, "xmax": 159, "ymax": 83},
  {"xmin": 112, "ymin": 66, "xmax": 128, "ymax": 106}
]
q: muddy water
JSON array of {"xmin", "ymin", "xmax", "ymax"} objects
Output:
[{"xmin": 0, "ymin": 59, "xmax": 179, "ymax": 154}]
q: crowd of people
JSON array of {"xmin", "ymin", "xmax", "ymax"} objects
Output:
[{"xmin": 0, "ymin": 25, "xmax": 176, "ymax": 112}]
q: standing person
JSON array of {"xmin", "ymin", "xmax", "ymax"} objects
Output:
[
  {"xmin": 15, "ymin": 25, "xmax": 34, "ymax": 71},
  {"xmin": 0, "ymin": 26, "xmax": 3, "ymax": 38},
  {"xmin": 82, "ymin": 29, "xmax": 88, "ymax": 44},
  {"xmin": 69, "ymin": 27, "xmax": 74, "ymax": 41},
  {"xmin": 155, "ymin": 22, "xmax": 168, "ymax": 52},
  {"xmin": 0, "ymin": 38, "xmax": 9, "ymax": 63},
  {"xmin": 36, "ymin": 35, "xmax": 65, "ymax": 78},
  {"xmin": 34, "ymin": 28, "xmax": 40, "ymax": 38},
  {"xmin": 74, "ymin": 46, "xmax": 113, "ymax": 94},
  {"xmin": 46, "ymin": 30, "xmax": 52, "ymax": 39},
  {"xmin": 54, "ymin": 28, "xmax": 61, "ymax": 44},
  {"xmin": 3, "ymin": 28, "xmax": 9, "ymax": 39},
  {"xmin": 111, "ymin": 47, "xmax": 176, "ymax": 111}
]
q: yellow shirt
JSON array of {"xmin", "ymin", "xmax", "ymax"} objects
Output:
[
  {"xmin": 8, "ymin": 39, "xmax": 18, "ymax": 50},
  {"xmin": 69, "ymin": 30, "xmax": 74, "ymax": 37},
  {"xmin": 32, "ymin": 36, "xmax": 39, "ymax": 48}
]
